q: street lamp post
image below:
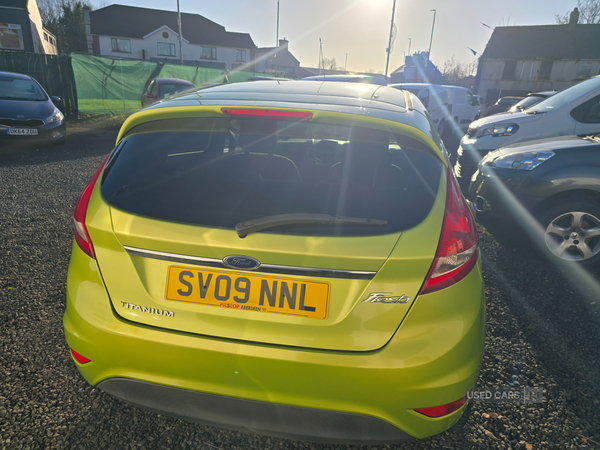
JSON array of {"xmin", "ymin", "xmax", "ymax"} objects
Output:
[
  {"xmin": 428, "ymin": 9, "xmax": 436, "ymax": 63},
  {"xmin": 276, "ymin": 0, "xmax": 280, "ymax": 47},
  {"xmin": 177, "ymin": 0, "xmax": 183, "ymax": 64},
  {"xmin": 384, "ymin": 0, "xmax": 397, "ymax": 78},
  {"xmin": 407, "ymin": 38, "xmax": 411, "ymax": 58}
]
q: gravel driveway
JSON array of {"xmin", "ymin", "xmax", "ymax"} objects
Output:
[{"xmin": 1, "ymin": 119, "xmax": 599, "ymax": 450}]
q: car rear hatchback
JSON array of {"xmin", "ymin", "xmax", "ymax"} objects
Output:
[{"xmin": 64, "ymin": 81, "xmax": 485, "ymax": 444}]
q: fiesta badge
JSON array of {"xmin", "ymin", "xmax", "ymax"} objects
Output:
[{"xmin": 223, "ymin": 255, "xmax": 261, "ymax": 270}]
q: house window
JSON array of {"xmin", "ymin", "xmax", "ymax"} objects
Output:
[
  {"xmin": 111, "ymin": 38, "xmax": 131, "ymax": 53},
  {"xmin": 538, "ymin": 60, "xmax": 553, "ymax": 80},
  {"xmin": 158, "ymin": 42, "xmax": 176, "ymax": 57},
  {"xmin": 502, "ymin": 60, "xmax": 517, "ymax": 80},
  {"xmin": 236, "ymin": 50, "xmax": 246, "ymax": 62},
  {"xmin": 44, "ymin": 32, "xmax": 48, "ymax": 42},
  {"xmin": 0, "ymin": 23, "xmax": 25, "ymax": 50},
  {"xmin": 201, "ymin": 47, "xmax": 217, "ymax": 60},
  {"xmin": 576, "ymin": 61, "xmax": 594, "ymax": 80}
]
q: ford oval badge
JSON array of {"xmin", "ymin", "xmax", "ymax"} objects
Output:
[{"xmin": 223, "ymin": 255, "xmax": 261, "ymax": 270}]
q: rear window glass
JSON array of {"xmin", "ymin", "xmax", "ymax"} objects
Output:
[{"xmin": 101, "ymin": 117, "xmax": 442, "ymax": 236}]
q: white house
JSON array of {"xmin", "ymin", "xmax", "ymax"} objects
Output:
[{"xmin": 88, "ymin": 4, "xmax": 256, "ymax": 70}]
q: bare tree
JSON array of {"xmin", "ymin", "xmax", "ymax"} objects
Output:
[
  {"xmin": 322, "ymin": 58, "xmax": 337, "ymax": 71},
  {"xmin": 442, "ymin": 56, "xmax": 478, "ymax": 88},
  {"xmin": 556, "ymin": 0, "xmax": 600, "ymax": 24}
]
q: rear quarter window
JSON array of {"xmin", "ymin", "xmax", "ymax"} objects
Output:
[{"xmin": 102, "ymin": 117, "xmax": 443, "ymax": 236}]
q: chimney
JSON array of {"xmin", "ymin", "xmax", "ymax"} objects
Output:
[
  {"xmin": 569, "ymin": 7, "xmax": 580, "ymax": 25},
  {"xmin": 278, "ymin": 38, "xmax": 288, "ymax": 49}
]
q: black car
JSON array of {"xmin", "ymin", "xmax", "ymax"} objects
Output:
[
  {"xmin": 468, "ymin": 135, "xmax": 600, "ymax": 266},
  {"xmin": 0, "ymin": 71, "xmax": 66, "ymax": 145}
]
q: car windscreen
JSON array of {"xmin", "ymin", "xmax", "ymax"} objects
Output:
[
  {"xmin": 528, "ymin": 76, "xmax": 600, "ymax": 113},
  {"xmin": 159, "ymin": 83, "xmax": 193, "ymax": 98},
  {"xmin": 0, "ymin": 76, "xmax": 47, "ymax": 101},
  {"xmin": 510, "ymin": 95, "xmax": 546, "ymax": 111},
  {"xmin": 101, "ymin": 117, "xmax": 442, "ymax": 236}
]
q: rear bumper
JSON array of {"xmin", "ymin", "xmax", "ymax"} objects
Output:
[
  {"xmin": 64, "ymin": 244, "xmax": 485, "ymax": 444},
  {"xmin": 98, "ymin": 378, "xmax": 413, "ymax": 444}
]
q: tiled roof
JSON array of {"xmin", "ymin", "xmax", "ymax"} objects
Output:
[
  {"xmin": 481, "ymin": 24, "xmax": 600, "ymax": 60},
  {"xmin": 90, "ymin": 4, "xmax": 256, "ymax": 49}
]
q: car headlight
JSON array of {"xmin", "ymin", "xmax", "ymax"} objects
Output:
[
  {"xmin": 489, "ymin": 151, "xmax": 555, "ymax": 170},
  {"xmin": 46, "ymin": 108, "xmax": 64, "ymax": 124},
  {"xmin": 478, "ymin": 124, "xmax": 519, "ymax": 138}
]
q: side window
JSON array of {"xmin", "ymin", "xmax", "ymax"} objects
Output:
[
  {"xmin": 149, "ymin": 81, "xmax": 157, "ymax": 97},
  {"xmin": 454, "ymin": 90, "xmax": 467, "ymax": 105},
  {"xmin": 467, "ymin": 92, "xmax": 476, "ymax": 106},
  {"xmin": 571, "ymin": 94, "xmax": 600, "ymax": 124},
  {"xmin": 419, "ymin": 89, "xmax": 430, "ymax": 108}
]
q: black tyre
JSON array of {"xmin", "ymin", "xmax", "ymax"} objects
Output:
[{"xmin": 536, "ymin": 200, "xmax": 600, "ymax": 267}]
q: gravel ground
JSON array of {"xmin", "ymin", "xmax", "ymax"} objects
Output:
[{"xmin": 1, "ymin": 119, "xmax": 599, "ymax": 450}]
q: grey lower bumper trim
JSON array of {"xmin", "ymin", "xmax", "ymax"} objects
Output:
[{"xmin": 98, "ymin": 378, "xmax": 415, "ymax": 445}]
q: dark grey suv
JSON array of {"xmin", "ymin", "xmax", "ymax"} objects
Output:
[{"xmin": 468, "ymin": 134, "xmax": 600, "ymax": 266}]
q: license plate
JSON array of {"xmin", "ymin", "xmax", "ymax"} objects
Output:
[
  {"xmin": 8, "ymin": 128, "xmax": 38, "ymax": 135},
  {"xmin": 165, "ymin": 267, "xmax": 330, "ymax": 319}
]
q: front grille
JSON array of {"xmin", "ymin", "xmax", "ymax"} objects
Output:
[
  {"xmin": 466, "ymin": 127, "xmax": 477, "ymax": 138},
  {"xmin": 0, "ymin": 118, "xmax": 44, "ymax": 127}
]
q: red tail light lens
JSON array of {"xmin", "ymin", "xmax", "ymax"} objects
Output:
[
  {"xmin": 420, "ymin": 167, "xmax": 478, "ymax": 295},
  {"xmin": 70, "ymin": 349, "xmax": 91, "ymax": 364},
  {"xmin": 73, "ymin": 155, "xmax": 110, "ymax": 259},
  {"xmin": 221, "ymin": 108, "xmax": 313, "ymax": 120},
  {"xmin": 415, "ymin": 395, "xmax": 466, "ymax": 417}
]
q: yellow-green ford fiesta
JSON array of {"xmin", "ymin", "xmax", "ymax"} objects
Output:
[{"xmin": 64, "ymin": 80, "xmax": 485, "ymax": 445}]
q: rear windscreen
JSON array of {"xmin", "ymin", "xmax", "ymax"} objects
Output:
[{"xmin": 101, "ymin": 117, "xmax": 442, "ymax": 236}]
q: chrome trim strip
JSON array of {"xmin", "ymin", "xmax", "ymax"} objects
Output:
[{"xmin": 124, "ymin": 246, "xmax": 376, "ymax": 280}]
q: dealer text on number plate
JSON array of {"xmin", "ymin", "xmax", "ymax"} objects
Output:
[{"xmin": 165, "ymin": 267, "xmax": 330, "ymax": 319}]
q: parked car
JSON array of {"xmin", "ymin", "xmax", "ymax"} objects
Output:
[
  {"xmin": 64, "ymin": 81, "xmax": 484, "ymax": 445},
  {"xmin": 468, "ymin": 134, "xmax": 600, "ymax": 267},
  {"xmin": 301, "ymin": 74, "xmax": 387, "ymax": 85},
  {"xmin": 485, "ymin": 96, "xmax": 523, "ymax": 116},
  {"xmin": 0, "ymin": 70, "xmax": 66, "ymax": 144},
  {"xmin": 443, "ymin": 85, "xmax": 481, "ymax": 133},
  {"xmin": 389, "ymin": 83, "xmax": 451, "ymax": 135},
  {"xmin": 474, "ymin": 95, "xmax": 488, "ymax": 117},
  {"xmin": 141, "ymin": 78, "xmax": 195, "ymax": 108},
  {"xmin": 455, "ymin": 75, "xmax": 600, "ymax": 186},
  {"xmin": 507, "ymin": 91, "xmax": 555, "ymax": 113}
]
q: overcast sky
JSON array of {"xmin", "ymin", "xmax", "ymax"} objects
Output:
[{"xmin": 99, "ymin": 0, "xmax": 579, "ymax": 73}]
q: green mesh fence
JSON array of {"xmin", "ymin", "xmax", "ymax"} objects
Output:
[{"xmin": 71, "ymin": 53, "xmax": 261, "ymax": 115}]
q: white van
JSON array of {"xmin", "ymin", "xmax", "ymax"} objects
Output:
[
  {"xmin": 390, "ymin": 83, "xmax": 479, "ymax": 136},
  {"xmin": 389, "ymin": 83, "xmax": 450, "ymax": 135},
  {"xmin": 443, "ymin": 86, "xmax": 481, "ymax": 133}
]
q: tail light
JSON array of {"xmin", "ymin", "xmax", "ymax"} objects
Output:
[
  {"xmin": 447, "ymin": 104, "xmax": 453, "ymax": 115},
  {"xmin": 415, "ymin": 395, "xmax": 467, "ymax": 417},
  {"xmin": 420, "ymin": 167, "xmax": 479, "ymax": 295},
  {"xmin": 73, "ymin": 155, "xmax": 110, "ymax": 259}
]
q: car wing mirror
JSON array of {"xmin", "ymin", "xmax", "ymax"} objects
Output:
[{"xmin": 51, "ymin": 96, "xmax": 61, "ymax": 102}]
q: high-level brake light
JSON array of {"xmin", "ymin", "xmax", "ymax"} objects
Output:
[{"xmin": 221, "ymin": 108, "xmax": 313, "ymax": 120}]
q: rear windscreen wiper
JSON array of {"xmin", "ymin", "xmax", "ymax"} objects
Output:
[{"xmin": 235, "ymin": 213, "xmax": 387, "ymax": 238}]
